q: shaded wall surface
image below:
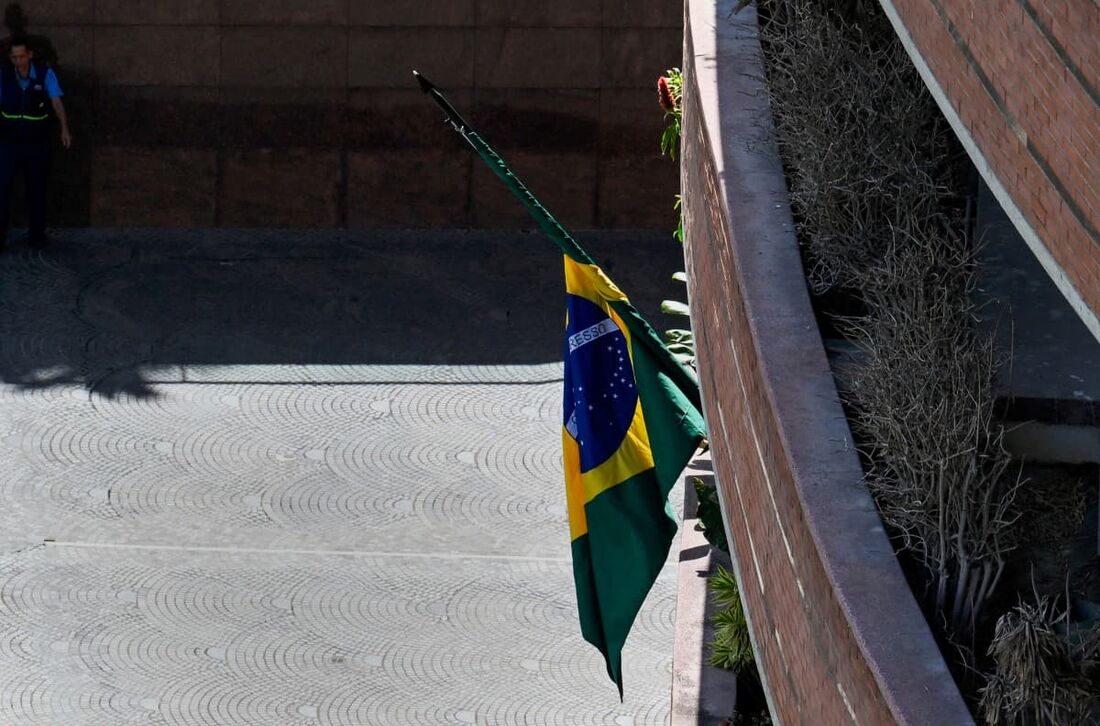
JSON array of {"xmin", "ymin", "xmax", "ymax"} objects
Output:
[
  {"xmin": 682, "ymin": 1, "xmax": 972, "ymax": 723},
  {"xmin": 879, "ymin": 0, "xmax": 1100, "ymax": 338},
  {"xmin": 29, "ymin": 0, "xmax": 682, "ymax": 228}
]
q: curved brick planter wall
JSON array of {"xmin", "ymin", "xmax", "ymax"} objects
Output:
[
  {"xmin": 30, "ymin": 0, "xmax": 682, "ymax": 229},
  {"xmin": 878, "ymin": 0, "xmax": 1100, "ymax": 341},
  {"xmin": 680, "ymin": 2, "xmax": 973, "ymax": 723}
]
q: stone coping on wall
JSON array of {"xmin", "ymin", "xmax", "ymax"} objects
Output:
[{"xmin": 682, "ymin": 0, "xmax": 973, "ymax": 723}]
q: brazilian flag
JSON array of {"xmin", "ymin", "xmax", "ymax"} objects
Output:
[
  {"xmin": 417, "ymin": 72, "xmax": 707, "ymax": 696},
  {"xmin": 562, "ymin": 257, "xmax": 706, "ymax": 695}
]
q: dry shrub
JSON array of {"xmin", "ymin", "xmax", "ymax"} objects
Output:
[
  {"xmin": 980, "ymin": 596, "xmax": 1100, "ymax": 724},
  {"xmin": 759, "ymin": 0, "xmax": 1020, "ymax": 638},
  {"xmin": 841, "ymin": 224, "xmax": 1020, "ymax": 635},
  {"xmin": 760, "ymin": 0, "xmax": 954, "ymax": 292}
]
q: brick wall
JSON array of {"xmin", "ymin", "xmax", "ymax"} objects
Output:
[
  {"xmin": 26, "ymin": 0, "xmax": 681, "ymax": 228},
  {"xmin": 880, "ymin": 0, "xmax": 1100, "ymax": 332},
  {"xmin": 683, "ymin": 1, "xmax": 973, "ymax": 723}
]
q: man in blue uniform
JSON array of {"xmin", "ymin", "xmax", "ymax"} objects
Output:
[{"xmin": 0, "ymin": 35, "xmax": 69, "ymax": 251}]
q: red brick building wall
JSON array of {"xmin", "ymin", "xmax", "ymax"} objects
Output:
[
  {"xmin": 880, "ymin": 0, "xmax": 1100, "ymax": 334},
  {"xmin": 29, "ymin": 0, "xmax": 682, "ymax": 228}
]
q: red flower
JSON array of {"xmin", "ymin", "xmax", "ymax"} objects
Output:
[{"xmin": 657, "ymin": 76, "xmax": 676, "ymax": 111}]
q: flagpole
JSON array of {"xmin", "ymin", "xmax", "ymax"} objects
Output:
[
  {"xmin": 414, "ymin": 70, "xmax": 596, "ymax": 265},
  {"xmin": 414, "ymin": 71, "xmax": 702, "ymax": 409}
]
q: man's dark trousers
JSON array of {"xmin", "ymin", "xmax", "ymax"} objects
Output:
[{"xmin": 0, "ymin": 141, "xmax": 48, "ymax": 245}]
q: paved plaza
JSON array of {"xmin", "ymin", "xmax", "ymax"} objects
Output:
[{"xmin": 0, "ymin": 229, "xmax": 686, "ymax": 725}]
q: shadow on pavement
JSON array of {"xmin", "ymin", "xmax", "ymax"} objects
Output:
[{"xmin": 0, "ymin": 228, "xmax": 688, "ymax": 398}]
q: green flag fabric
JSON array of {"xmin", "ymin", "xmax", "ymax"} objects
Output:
[{"xmin": 416, "ymin": 72, "xmax": 707, "ymax": 696}]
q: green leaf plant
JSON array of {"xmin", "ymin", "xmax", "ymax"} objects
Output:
[{"xmin": 656, "ymin": 69, "xmax": 694, "ymax": 370}]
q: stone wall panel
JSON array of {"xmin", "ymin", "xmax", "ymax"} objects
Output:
[
  {"xmin": 602, "ymin": 28, "xmax": 682, "ymax": 88},
  {"xmin": 346, "ymin": 88, "xmax": 473, "ymax": 150},
  {"xmin": 28, "ymin": 5, "xmax": 679, "ymax": 228},
  {"xmin": 476, "ymin": 0, "xmax": 602, "ymax": 28},
  {"xmin": 94, "ymin": 27, "xmax": 221, "ymax": 86},
  {"xmin": 91, "ymin": 147, "xmax": 216, "ymax": 226},
  {"xmin": 94, "ymin": 0, "xmax": 219, "ymax": 25},
  {"xmin": 221, "ymin": 0, "xmax": 347, "ymax": 26},
  {"xmin": 348, "ymin": 0, "xmax": 475, "ymax": 27},
  {"xmin": 597, "ymin": 155, "xmax": 678, "ymax": 228},
  {"xmin": 475, "ymin": 29, "xmax": 601, "ymax": 88},
  {"xmin": 602, "ymin": 0, "xmax": 682, "ymax": 28},
  {"xmin": 472, "ymin": 88, "xmax": 599, "ymax": 152},
  {"xmin": 37, "ymin": 25, "xmax": 94, "ymax": 70},
  {"xmin": 348, "ymin": 28, "xmax": 475, "ymax": 89},
  {"xmin": 220, "ymin": 149, "xmax": 343, "ymax": 227},
  {"xmin": 220, "ymin": 87, "xmax": 347, "ymax": 148},
  {"xmin": 30, "ymin": 0, "xmax": 93, "ymax": 25},
  {"xmin": 221, "ymin": 28, "xmax": 347, "ymax": 88},
  {"xmin": 93, "ymin": 86, "xmax": 221, "ymax": 147},
  {"xmin": 347, "ymin": 149, "xmax": 471, "ymax": 228},
  {"xmin": 599, "ymin": 88, "xmax": 672, "ymax": 156},
  {"xmin": 472, "ymin": 151, "xmax": 597, "ymax": 228}
]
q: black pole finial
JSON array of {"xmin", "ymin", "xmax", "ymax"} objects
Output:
[
  {"xmin": 412, "ymin": 69, "xmax": 433, "ymax": 94},
  {"xmin": 412, "ymin": 69, "xmax": 472, "ymax": 133}
]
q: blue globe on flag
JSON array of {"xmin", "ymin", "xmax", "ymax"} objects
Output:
[{"xmin": 562, "ymin": 295, "xmax": 638, "ymax": 473}]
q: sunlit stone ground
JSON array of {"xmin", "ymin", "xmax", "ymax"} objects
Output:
[{"xmin": 0, "ymin": 229, "xmax": 683, "ymax": 725}]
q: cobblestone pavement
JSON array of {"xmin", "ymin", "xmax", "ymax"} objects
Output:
[{"xmin": 0, "ymin": 230, "xmax": 687, "ymax": 725}]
